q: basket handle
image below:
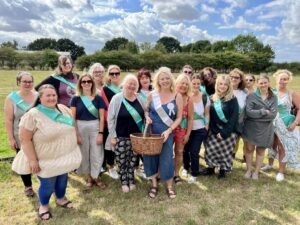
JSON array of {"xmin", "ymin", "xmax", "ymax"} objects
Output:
[{"xmin": 143, "ymin": 122, "xmax": 151, "ymax": 137}]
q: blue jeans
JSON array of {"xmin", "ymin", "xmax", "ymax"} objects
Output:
[
  {"xmin": 38, "ymin": 173, "xmax": 68, "ymax": 206},
  {"xmin": 183, "ymin": 128, "xmax": 208, "ymax": 176}
]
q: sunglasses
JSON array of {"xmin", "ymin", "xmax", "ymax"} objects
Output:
[
  {"xmin": 109, "ymin": 72, "xmax": 120, "ymax": 76},
  {"xmin": 20, "ymin": 80, "xmax": 33, "ymax": 84},
  {"xmin": 230, "ymin": 76, "xmax": 240, "ymax": 80},
  {"xmin": 184, "ymin": 71, "xmax": 192, "ymax": 75},
  {"xmin": 246, "ymin": 79, "xmax": 254, "ymax": 82},
  {"xmin": 81, "ymin": 80, "xmax": 93, "ymax": 84}
]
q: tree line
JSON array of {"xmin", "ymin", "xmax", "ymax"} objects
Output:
[{"xmin": 0, "ymin": 35, "xmax": 300, "ymax": 74}]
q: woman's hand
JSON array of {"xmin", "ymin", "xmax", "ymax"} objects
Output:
[
  {"xmin": 96, "ymin": 134, "xmax": 103, "ymax": 145},
  {"xmin": 288, "ymin": 122, "xmax": 297, "ymax": 132},
  {"xmin": 9, "ymin": 138, "xmax": 18, "ymax": 151},
  {"xmin": 29, "ymin": 160, "xmax": 41, "ymax": 174},
  {"xmin": 76, "ymin": 135, "xmax": 82, "ymax": 145},
  {"xmin": 145, "ymin": 116, "xmax": 152, "ymax": 125},
  {"xmin": 111, "ymin": 137, "xmax": 117, "ymax": 146},
  {"xmin": 162, "ymin": 128, "xmax": 172, "ymax": 142},
  {"xmin": 183, "ymin": 134, "xmax": 190, "ymax": 145}
]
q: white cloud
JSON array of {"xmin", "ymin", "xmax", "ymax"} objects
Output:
[{"xmin": 219, "ymin": 16, "xmax": 270, "ymax": 31}]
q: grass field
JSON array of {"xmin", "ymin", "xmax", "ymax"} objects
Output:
[{"xmin": 0, "ymin": 70, "xmax": 300, "ymax": 225}]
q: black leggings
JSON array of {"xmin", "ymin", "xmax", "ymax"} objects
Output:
[{"xmin": 103, "ymin": 126, "xmax": 115, "ymax": 167}]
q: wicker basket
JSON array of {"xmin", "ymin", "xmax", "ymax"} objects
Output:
[{"xmin": 130, "ymin": 123, "xmax": 164, "ymax": 155}]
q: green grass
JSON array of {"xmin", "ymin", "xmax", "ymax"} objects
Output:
[{"xmin": 0, "ymin": 70, "xmax": 300, "ymax": 224}]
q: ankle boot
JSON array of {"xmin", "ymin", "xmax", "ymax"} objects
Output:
[
  {"xmin": 201, "ymin": 167, "xmax": 215, "ymax": 176},
  {"xmin": 218, "ymin": 169, "xmax": 226, "ymax": 179}
]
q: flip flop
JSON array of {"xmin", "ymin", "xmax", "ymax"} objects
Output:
[
  {"xmin": 148, "ymin": 186, "xmax": 158, "ymax": 199},
  {"xmin": 38, "ymin": 211, "xmax": 52, "ymax": 220},
  {"xmin": 166, "ymin": 187, "xmax": 176, "ymax": 199},
  {"xmin": 56, "ymin": 200, "xmax": 73, "ymax": 209}
]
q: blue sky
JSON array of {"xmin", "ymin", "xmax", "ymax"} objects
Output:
[{"xmin": 0, "ymin": 0, "xmax": 299, "ymax": 62}]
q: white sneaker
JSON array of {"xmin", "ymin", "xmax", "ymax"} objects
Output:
[
  {"xmin": 181, "ymin": 169, "xmax": 188, "ymax": 177},
  {"xmin": 244, "ymin": 171, "xmax": 252, "ymax": 179},
  {"xmin": 188, "ymin": 176, "xmax": 197, "ymax": 184},
  {"xmin": 261, "ymin": 165, "xmax": 273, "ymax": 171},
  {"xmin": 109, "ymin": 168, "xmax": 119, "ymax": 180},
  {"xmin": 276, "ymin": 173, "xmax": 284, "ymax": 182},
  {"xmin": 136, "ymin": 169, "xmax": 146, "ymax": 179}
]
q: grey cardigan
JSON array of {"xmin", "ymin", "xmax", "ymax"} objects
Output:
[
  {"xmin": 242, "ymin": 92, "xmax": 278, "ymax": 148},
  {"xmin": 104, "ymin": 92, "xmax": 146, "ymax": 151}
]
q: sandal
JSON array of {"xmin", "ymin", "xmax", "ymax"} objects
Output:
[
  {"xmin": 148, "ymin": 186, "xmax": 158, "ymax": 199},
  {"xmin": 24, "ymin": 186, "xmax": 35, "ymax": 197},
  {"xmin": 166, "ymin": 187, "xmax": 176, "ymax": 199},
  {"xmin": 94, "ymin": 179, "xmax": 107, "ymax": 189},
  {"xmin": 173, "ymin": 176, "xmax": 182, "ymax": 185},
  {"xmin": 56, "ymin": 200, "xmax": 73, "ymax": 209},
  {"xmin": 38, "ymin": 211, "xmax": 52, "ymax": 220}
]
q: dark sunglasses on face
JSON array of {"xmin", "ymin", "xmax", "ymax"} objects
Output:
[
  {"xmin": 246, "ymin": 79, "xmax": 254, "ymax": 82},
  {"xmin": 109, "ymin": 72, "xmax": 120, "ymax": 76},
  {"xmin": 184, "ymin": 71, "xmax": 192, "ymax": 75},
  {"xmin": 230, "ymin": 76, "xmax": 240, "ymax": 80},
  {"xmin": 81, "ymin": 80, "xmax": 93, "ymax": 84}
]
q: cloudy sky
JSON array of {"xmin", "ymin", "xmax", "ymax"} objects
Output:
[{"xmin": 0, "ymin": 0, "xmax": 299, "ymax": 62}]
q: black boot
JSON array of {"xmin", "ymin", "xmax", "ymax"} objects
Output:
[
  {"xmin": 201, "ymin": 167, "xmax": 215, "ymax": 176},
  {"xmin": 218, "ymin": 169, "xmax": 226, "ymax": 179}
]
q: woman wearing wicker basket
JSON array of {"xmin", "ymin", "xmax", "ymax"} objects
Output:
[
  {"xmin": 173, "ymin": 74, "xmax": 193, "ymax": 184},
  {"xmin": 144, "ymin": 67, "xmax": 183, "ymax": 199},
  {"xmin": 106, "ymin": 74, "xmax": 146, "ymax": 192}
]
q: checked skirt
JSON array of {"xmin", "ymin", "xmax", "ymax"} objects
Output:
[{"xmin": 204, "ymin": 133, "xmax": 238, "ymax": 170}]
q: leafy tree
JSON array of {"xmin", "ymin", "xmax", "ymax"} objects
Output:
[
  {"xmin": 102, "ymin": 37, "xmax": 129, "ymax": 51},
  {"xmin": 181, "ymin": 43, "xmax": 193, "ymax": 53},
  {"xmin": 154, "ymin": 42, "xmax": 168, "ymax": 54},
  {"xmin": 0, "ymin": 47, "xmax": 17, "ymax": 68},
  {"xmin": 27, "ymin": 38, "xmax": 57, "ymax": 51},
  {"xmin": 125, "ymin": 41, "xmax": 139, "ymax": 54},
  {"xmin": 56, "ymin": 38, "xmax": 85, "ymax": 60},
  {"xmin": 41, "ymin": 49, "xmax": 59, "ymax": 69},
  {"xmin": 211, "ymin": 40, "xmax": 233, "ymax": 52},
  {"xmin": 191, "ymin": 40, "xmax": 211, "ymax": 53},
  {"xmin": 140, "ymin": 50, "xmax": 166, "ymax": 71},
  {"xmin": 1, "ymin": 40, "xmax": 18, "ymax": 49},
  {"xmin": 139, "ymin": 42, "xmax": 152, "ymax": 52},
  {"xmin": 156, "ymin": 36, "xmax": 181, "ymax": 53},
  {"xmin": 231, "ymin": 34, "xmax": 264, "ymax": 53}
]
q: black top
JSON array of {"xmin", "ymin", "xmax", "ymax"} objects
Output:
[
  {"xmin": 70, "ymin": 95, "xmax": 106, "ymax": 120},
  {"xmin": 116, "ymin": 98, "xmax": 145, "ymax": 138},
  {"xmin": 103, "ymin": 86, "xmax": 116, "ymax": 103},
  {"xmin": 209, "ymin": 97, "xmax": 239, "ymax": 139}
]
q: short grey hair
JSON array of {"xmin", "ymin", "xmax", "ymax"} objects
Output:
[{"xmin": 121, "ymin": 74, "xmax": 139, "ymax": 93}]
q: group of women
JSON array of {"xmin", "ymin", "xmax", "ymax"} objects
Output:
[{"xmin": 4, "ymin": 55, "xmax": 300, "ymax": 220}]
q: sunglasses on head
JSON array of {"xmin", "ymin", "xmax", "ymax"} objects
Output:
[
  {"xmin": 109, "ymin": 72, "xmax": 120, "ymax": 76},
  {"xmin": 81, "ymin": 80, "xmax": 92, "ymax": 84}
]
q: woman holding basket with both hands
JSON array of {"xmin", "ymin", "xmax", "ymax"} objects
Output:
[
  {"xmin": 144, "ymin": 67, "xmax": 183, "ymax": 199},
  {"xmin": 106, "ymin": 74, "xmax": 146, "ymax": 193}
]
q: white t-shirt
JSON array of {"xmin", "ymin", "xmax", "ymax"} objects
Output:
[
  {"xmin": 233, "ymin": 89, "xmax": 247, "ymax": 110},
  {"xmin": 193, "ymin": 97, "xmax": 211, "ymax": 130}
]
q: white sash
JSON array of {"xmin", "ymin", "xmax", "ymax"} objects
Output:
[{"xmin": 152, "ymin": 91, "xmax": 174, "ymax": 127}]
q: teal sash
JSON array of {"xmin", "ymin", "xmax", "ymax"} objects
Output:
[
  {"xmin": 194, "ymin": 112, "xmax": 208, "ymax": 125},
  {"xmin": 80, "ymin": 96, "xmax": 99, "ymax": 119},
  {"xmin": 199, "ymin": 85, "xmax": 208, "ymax": 95},
  {"xmin": 107, "ymin": 83, "xmax": 121, "ymax": 94},
  {"xmin": 273, "ymin": 89, "xmax": 295, "ymax": 127},
  {"xmin": 122, "ymin": 98, "xmax": 144, "ymax": 132},
  {"xmin": 213, "ymin": 98, "xmax": 228, "ymax": 123},
  {"xmin": 36, "ymin": 104, "xmax": 74, "ymax": 126},
  {"xmin": 180, "ymin": 118, "xmax": 187, "ymax": 129},
  {"xmin": 139, "ymin": 91, "xmax": 147, "ymax": 103},
  {"xmin": 9, "ymin": 92, "xmax": 31, "ymax": 112},
  {"xmin": 255, "ymin": 88, "xmax": 261, "ymax": 97},
  {"xmin": 52, "ymin": 75, "xmax": 76, "ymax": 89}
]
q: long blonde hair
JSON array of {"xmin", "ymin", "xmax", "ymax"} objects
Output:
[
  {"xmin": 153, "ymin": 67, "xmax": 175, "ymax": 92},
  {"xmin": 175, "ymin": 73, "xmax": 192, "ymax": 96},
  {"xmin": 103, "ymin": 65, "xmax": 121, "ymax": 85},
  {"xmin": 76, "ymin": 74, "xmax": 97, "ymax": 97},
  {"xmin": 212, "ymin": 75, "xmax": 234, "ymax": 102}
]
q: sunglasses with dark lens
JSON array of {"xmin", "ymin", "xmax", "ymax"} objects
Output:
[
  {"xmin": 109, "ymin": 72, "xmax": 120, "ymax": 76},
  {"xmin": 230, "ymin": 76, "xmax": 240, "ymax": 80},
  {"xmin": 246, "ymin": 79, "xmax": 254, "ymax": 82},
  {"xmin": 81, "ymin": 80, "xmax": 93, "ymax": 84},
  {"xmin": 184, "ymin": 71, "xmax": 192, "ymax": 74}
]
